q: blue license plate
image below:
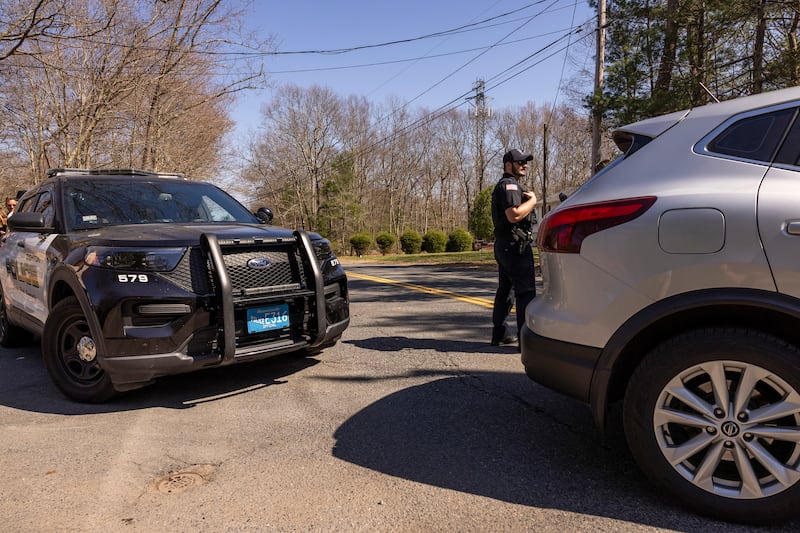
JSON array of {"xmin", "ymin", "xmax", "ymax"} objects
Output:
[{"xmin": 246, "ymin": 304, "xmax": 290, "ymax": 334}]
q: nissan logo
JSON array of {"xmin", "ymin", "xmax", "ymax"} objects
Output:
[
  {"xmin": 720, "ymin": 421, "xmax": 740, "ymax": 437},
  {"xmin": 247, "ymin": 257, "xmax": 271, "ymax": 269}
]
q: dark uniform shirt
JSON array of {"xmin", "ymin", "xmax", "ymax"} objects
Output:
[{"xmin": 492, "ymin": 172, "xmax": 528, "ymax": 240}]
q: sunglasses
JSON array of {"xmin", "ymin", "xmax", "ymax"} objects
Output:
[{"xmin": 514, "ymin": 161, "xmax": 528, "ymax": 165}]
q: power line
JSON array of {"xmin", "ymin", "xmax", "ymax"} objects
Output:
[
  {"xmin": 340, "ymin": 20, "xmax": 591, "ymax": 162},
  {"xmin": 0, "ymin": 24, "xmax": 585, "ymax": 79},
  {"xmin": 34, "ymin": 1, "xmax": 552, "ymax": 59},
  {"xmin": 267, "ymin": 0, "xmax": 550, "ymax": 56},
  {"xmin": 246, "ymin": 0, "xmax": 589, "ymax": 152},
  {"xmin": 484, "ymin": 32, "xmax": 592, "ymax": 95},
  {"xmin": 548, "ymin": 0, "xmax": 580, "ymax": 119},
  {"xmin": 265, "ymin": 26, "xmax": 581, "ymax": 75},
  {"xmin": 373, "ymin": 0, "xmax": 562, "ymax": 138},
  {"xmin": 364, "ymin": 0, "xmax": 505, "ymax": 99},
  {"xmin": 2, "ymin": 1, "xmax": 594, "ymax": 169},
  {"xmin": 483, "ymin": 18, "xmax": 592, "ymax": 88}
]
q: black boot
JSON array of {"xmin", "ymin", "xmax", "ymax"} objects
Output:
[{"xmin": 491, "ymin": 326, "xmax": 518, "ymax": 346}]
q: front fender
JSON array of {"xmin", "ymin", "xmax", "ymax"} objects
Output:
[{"xmin": 48, "ymin": 265, "xmax": 107, "ymax": 356}]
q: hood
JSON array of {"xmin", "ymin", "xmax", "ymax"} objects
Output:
[{"xmin": 71, "ymin": 222, "xmax": 322, "ymax": 247}]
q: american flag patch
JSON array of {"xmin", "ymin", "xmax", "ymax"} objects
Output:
[{"xmin": 505, "ymin": 183, "xmax": 518, "ymax": 191}]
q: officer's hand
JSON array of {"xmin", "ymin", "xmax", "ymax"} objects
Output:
[{"xmin": 522, "ymin": 191, "xmax": 534, "ymax": 201}]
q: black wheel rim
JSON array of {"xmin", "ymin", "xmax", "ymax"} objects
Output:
[{"xmin": 57, "ymin": 315, "xmax": 103, "ymax": 385}]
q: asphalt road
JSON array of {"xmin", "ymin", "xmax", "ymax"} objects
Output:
[{"xmin": 0, "ymin": 263, "xmax": 795, "ymax": 531}]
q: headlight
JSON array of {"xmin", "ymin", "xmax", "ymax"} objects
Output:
[
  {"xmin": 311, "ymin": 239, "xmax": 333, "ymax": 260},
  {"xmin": 85, "ymin": 247, "xmax": 186, "ymax": 271}
]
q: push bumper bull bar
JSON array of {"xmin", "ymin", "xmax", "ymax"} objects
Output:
[{"xmin": 202, "ymin": 230, "xmax": 327, "ymax": 364}]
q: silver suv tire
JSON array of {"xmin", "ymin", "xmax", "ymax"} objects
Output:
[{"xmin": 623, "ymin": 328, "xmax": 800, "ymax": 524}]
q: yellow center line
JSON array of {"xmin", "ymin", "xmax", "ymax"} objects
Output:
[{"xmin": 346, "ymin": 270, "xmax": 498, "ymax": 310}]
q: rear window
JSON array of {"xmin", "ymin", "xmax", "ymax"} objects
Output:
[
  {"xmin": 706, "ymin": 108, "xmax": 796, "ymax": 163},
  {"xmin": 611, "ymin": 131, "xmax": 653, "ymax": 158}
]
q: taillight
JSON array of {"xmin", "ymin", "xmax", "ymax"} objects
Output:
[{"xmin": 537, "ymin": 196, "xmax": 657, "ymax": 253}]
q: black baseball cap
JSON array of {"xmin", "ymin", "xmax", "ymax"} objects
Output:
[{"xmin": 502, "ymin": 149, "xmax": 533, "ymax": 164}]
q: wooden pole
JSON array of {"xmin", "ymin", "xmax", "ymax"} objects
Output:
[{"xmin": 591, "ymin": 0, "xmax": 606, "ymax": 174}]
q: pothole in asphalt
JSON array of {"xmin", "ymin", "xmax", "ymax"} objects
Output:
[{"xmin": 151, "ymin": 464, "xmax": 215, "ymax": 494}]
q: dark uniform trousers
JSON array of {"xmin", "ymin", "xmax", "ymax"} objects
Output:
[{"xmin": 492, "ymin": 238, "xmax": 536, "ymax": 336}]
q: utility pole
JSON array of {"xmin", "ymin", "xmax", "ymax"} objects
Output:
[
  {"xmin": 471, "ymin": 79, "xmax": 491, "ymax": 192},
  {"xmin": 542, "ymin": 123, "xmax": 548, "ymax": 217},
  {"xmin": 591, "ymin": 0, "xmax": 606, "ymax": 174}
]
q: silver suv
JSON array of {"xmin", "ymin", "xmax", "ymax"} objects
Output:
[{"xmin": 521, "ymin": 86, "xmax": 800, "ymax": 524}]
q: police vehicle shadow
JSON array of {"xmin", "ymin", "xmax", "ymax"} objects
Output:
[
  {"xmin": 345, "ymin": 335, "xmax": 508, "ymax": 355},
  {"xmin": 0, "ymin": 346, "xmax": 318, "ymax": 415},
  {"xmin": 330, "ymin": 371, "xmax": 795, "ymax": 531}
]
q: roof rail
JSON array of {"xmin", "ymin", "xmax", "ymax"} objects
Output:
[{"xmin": 46, "ymin": 168, "xmax": 186, "ymax": 179}]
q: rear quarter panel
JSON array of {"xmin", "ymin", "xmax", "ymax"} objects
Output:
[{"xmin": 530, "ymin": 118, "xmax": 776, "ymax": 348}]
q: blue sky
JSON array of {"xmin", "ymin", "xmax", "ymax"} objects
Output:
[{"xmin": 230, "ymin": 0, "xmax": 596, "ymax": 135}]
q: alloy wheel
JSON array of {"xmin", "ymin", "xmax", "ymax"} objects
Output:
[{"xmin": 654, "ymin": 360, "xmax": 800, "ymax": 499}]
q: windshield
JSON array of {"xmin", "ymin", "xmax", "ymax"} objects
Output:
[{"xmin": 64, "ymin": 179, "xmax": 258, "ymax": 231}]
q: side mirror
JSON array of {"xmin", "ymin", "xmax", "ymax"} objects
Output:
[
  {"xmin": 558, "ymin": 192, "xmax": 568, "ymax": 202},
  {"xmin": 7, "ymin": 212, "xmax": 52, "ymax": 232},
  {"xmin": 256, "ymin": 207, "xmax": 273, "ymax": 224}
]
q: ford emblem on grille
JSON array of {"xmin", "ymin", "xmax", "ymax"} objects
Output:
[{"xmin": 247, "ymin": 257, "xmax": 271, "ymax": 269}]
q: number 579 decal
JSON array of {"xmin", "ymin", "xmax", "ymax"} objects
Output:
[{"xmin": 117, "ymin": 274, "xmax": 150, "ymax": 283}]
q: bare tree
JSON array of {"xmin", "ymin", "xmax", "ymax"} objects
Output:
[
  {"xmin": 242, "ymin": 88, "xmax": 596, "ymax": 254},
  {"xmin": 250, "ymin": 84, "xmax": 342, "ymax": 230},
  {"xmin": 136, "ymin": 0, "xmax": 265, "ymax": 172},
  {"xmin": 0, "ymin": 0, "xmax": 269, "ymax": 187},
  {"xmin": 0, "ymin": 0, "xmax": 67, "ymax": 61}
]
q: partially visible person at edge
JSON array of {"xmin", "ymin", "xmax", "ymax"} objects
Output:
[
  {"xmin": 490, "ymin": 149, "xmax": 537, "ymax": 347},
  {"xmin": 0, "ymin": 196, "xmax": 17, "ymax": 235}
]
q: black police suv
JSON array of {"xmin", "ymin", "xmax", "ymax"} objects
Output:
[{"xmin": 0, "ymin": 169, "xmax": 350, "ymax": 402}]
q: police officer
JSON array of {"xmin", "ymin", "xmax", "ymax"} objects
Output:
[{"xmin": 490, "ymin": 149, "xmax": 537, "ymax": 346}]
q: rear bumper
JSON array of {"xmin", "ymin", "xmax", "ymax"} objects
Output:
[{"xmin": 519, "ymin": 324, "xmax": 602, "ymax": 404}]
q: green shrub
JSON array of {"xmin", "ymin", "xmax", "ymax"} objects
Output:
[
  {"xmin": 349, "ymin": 232, "xmax": 372, "ymax": 256},
  {"xmin": 375, "ymin": 232, "xmax": 396, "ymax": 255},
  {"xmin": 469, "ymin": 187, "xmax": 494, "ymax": 240},
  {"xmin": 422, "ymin": 229, "xmax": 447, "ymax": 254},
  {"xmin": 399, "ymin": 230, "xmax": 422, "ymax": 254},
  {"xmin": 446, "ymin": 228, "xmax": 473, "ymax": 252}
]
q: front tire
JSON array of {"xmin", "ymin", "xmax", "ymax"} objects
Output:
[
  {"xmin": 623, "ymin": 328, "xmax": 800, "ymax": 525},
  {"xmin": 42, "ymin": 297, "xmax": 115, "ymax": 402}
]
